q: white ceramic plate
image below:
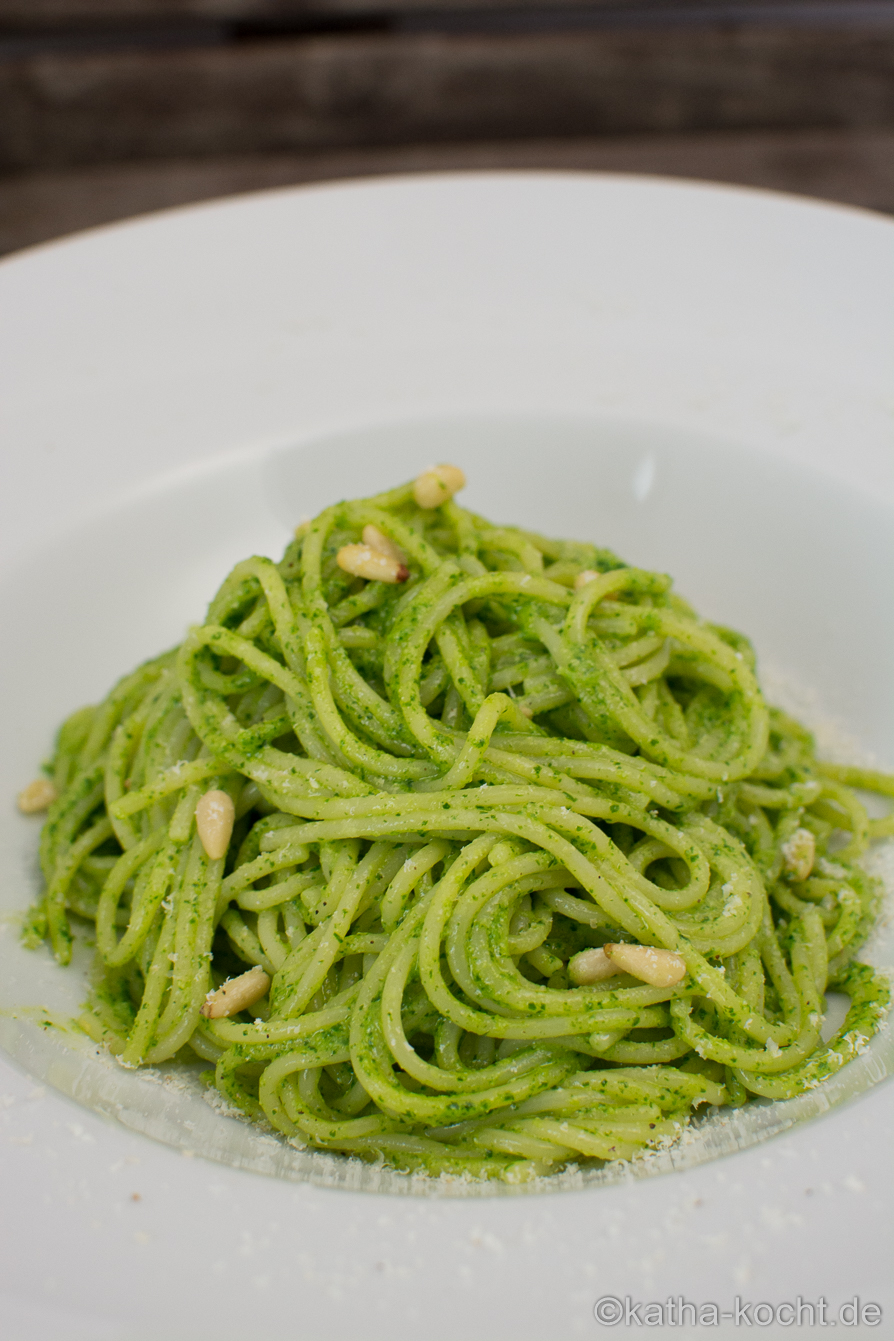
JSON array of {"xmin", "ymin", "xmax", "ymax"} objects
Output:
[{"xmin": 0, "ymin": 174, "xmax": 892, "ymax": 1339}]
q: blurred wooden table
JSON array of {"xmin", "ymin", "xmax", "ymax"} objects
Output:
[{"xmin": 1, "ymin": 1, "xmax": 893, "ymax": 254}]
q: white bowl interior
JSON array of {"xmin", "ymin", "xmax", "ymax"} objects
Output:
[{"xmin": 1, "ymin": 411, "xmax": 891, "ymax": 1197}]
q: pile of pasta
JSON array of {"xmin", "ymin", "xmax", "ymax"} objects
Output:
[{"xmin": 26, "ymin": 468, "xmax": 893, "ymax": 1181}]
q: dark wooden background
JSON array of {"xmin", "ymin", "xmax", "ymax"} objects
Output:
[{"xmin": 2, "ymin": 0, "xmax": 893, "ymax": 253}]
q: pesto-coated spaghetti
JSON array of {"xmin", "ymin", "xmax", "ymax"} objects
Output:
[{"xmin": 24, "ymin": 469, "xmax": 893, "ymax": 1182}]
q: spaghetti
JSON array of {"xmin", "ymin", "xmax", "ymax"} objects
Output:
[{"xmin": 24, "ymin": 470, "xmax": 893, "ymax": 1182}]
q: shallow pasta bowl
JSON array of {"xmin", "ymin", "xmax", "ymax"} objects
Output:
[{"xmin": 0, "ymin": 173, "xmax": 891, "ymax": 1335}]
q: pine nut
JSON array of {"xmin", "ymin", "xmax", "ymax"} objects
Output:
[
  {"xmin": 17, "ymin": 778, "xmax": 58, "ymax": 814},
  {"xmin": 362, "ymin": 524, "xmax": 407, "ymax": 565},
  {"xmin": 195, "ymin": 789, "xmax": 235, "ymax": 860},
  {"xmin": 781, "ymin": 827, "xmax": 816, "ymax": 882},
  {"xmin": 413, "ymin": 464, "xmax": 466, "ymax": 510},
  {"xmin": 604, "ymin": 943, "xmax": 687, "ymax": 987},
  {"xmin": 201, "ymin": 966, "xmax": 270, "ymax": 1019},
  {"xmin": 568, "ymin": 947, "xmax": 619, "ymax": 985},
  {"xmin": 336, "ymin": 543, "xmax": 409, "ymax": 584}
]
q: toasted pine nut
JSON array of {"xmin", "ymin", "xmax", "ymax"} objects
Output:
[
  {"xmin": 781, "ymin": 827, "xmax": 816, "ymax": 882},
  {"xmin": 413, "ymin": 464, "xmax": 466, "ymax": 510},
  {"xmin": 362, "ymin": 524, "xmax": 407, "ymax": 565},
  {"xmin": 201, "ymin": 966, "xmax": 270, "ymax": 1019},
  {"xmin": 195, "ymin": 789, "xmax": 235, "ymax": 860},
  {"xmin": 17, "ymin": 778, "xmax": 58, "ymax": 814},
  {"xmin": 336, "ymin": 543, "xmax": 409, "ymax": 584},
  {"xmin": 568, "ymin": 947, "xmax": 619, "ymax": 985},
  {"xmin": 518, "ymin": 704, "xmax": 534, "ymax": 719},
  {"xmin": 604, "ymin": 942, "xmax": 687, "ymax": 988}
]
